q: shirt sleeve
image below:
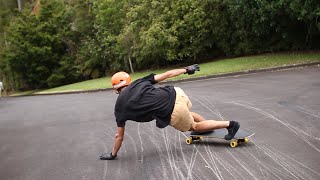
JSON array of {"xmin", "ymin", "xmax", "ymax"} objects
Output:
[
  {"xmin": 141, "ymin": 74, "xmax": 157, "ymax": 84},
  {"xmin": 116, "ymin": 119, "xmax": 126, "ymax": 127}
]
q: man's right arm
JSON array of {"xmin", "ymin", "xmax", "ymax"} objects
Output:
[
  {"xmin": 112, "ymin": 127, "xmax": 125, "ymax": 157},
  {"xmin": 99, "ymin": 126, "xmax": 124, "ymax": 160},
  {"xmin": 154, "ymin": 69, "xmax": 186, "ymax": 82},
  {"xmin": 154, "ymin": 64, "xmax": 200, "ymax": 82}
]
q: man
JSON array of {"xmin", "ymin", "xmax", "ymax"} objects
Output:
[{"xmin": 100, "ymin": 64, "xmax": 240, "ymax": 160}]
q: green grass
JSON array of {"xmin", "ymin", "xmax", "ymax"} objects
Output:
[{"xmin": 31, "ymin": 52, "xmax": 320, "ymax": 95}]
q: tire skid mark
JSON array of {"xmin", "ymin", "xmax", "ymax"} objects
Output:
[
  {"xmin": 102, "ymin": 126, "xmax": 127, "ymax": 179},
  {"xmin": 206, "ymin": 145, "xmax": 238, "ymax": 180},
  {"xmin": 255, "ymin": 143, "xmax": 301, "ymax": 180},
  {"xmin": 120, "ymin": 131, "xmax": 140, "ymax": 179},
  {"xmin": 165, "ymin": 129, "xmax": 181, "ymax": 180},
  {"xmin": 243, "ymin": 146, "xmax": 269, "ymax": 180},
  {"xmin": 177, "ymin": 133, "xmax": 203, "ymax": 180},
  {"xmin": 204, "ymin": 145, "xmax": 223, "ymax": 180},
  {"xmin": 231, "ymin": 101, "xmax": 320, "ymax": 153},
  {"xmin": 189, "ymin": 97, "xmax": 300, "ymax": 179},
  {"xmin": 267, "ymin": 109, "xmax": 320, "ymax": 141},
  {"xmin": 125, "ymin": 131, "xmax": 139, "ymax": 160},
  {"xmin": 176, "ymin": 96, "xmax": 232, "ymax": 180},
  {"xmin": 178, "ymin": 133, "xmax": 191, "ymax": 179},
  {"xmin": 226, "ymin": 148, "xmax": 259, "ymax": 180},
  {"xmin": 180, "ymin": 133, "xmax": 221, "ymax": 179},
  {"xmin": 188, "ymin": 96, "xmax": 238, "ymax": 179},
  {"xmin": 100, "ymin": 125, "xmax": 113, "ymax": 180},
  {"xmin": 222, "ymin": 161, "xmax": 248, "ymax": 180},
  {"xmin": 148, "ymin": 124, "xmax": 170, "ymax": 180},
  {"xmin": 172, "ymin": 130, "xmax": 185, "ymax": 179},
  {"xmin": 296, "ymin": 107, "xmax": 320, "ymax": 119},
  {"xmin": 243, "ymin": 143, "xmax": 283, "ymax": 180},
  {"xmin": 289, "ymin": 125, "xmax": 320, "ymax": 141},
  {"xmin": 189, "ymin": 96, "xmax": 221, "ymax": 118},
  {"xmin": 178, "ymin": 133, "xmax": 195, "ymax": 180},
  {"xmin": 252, "ymin": 139, "xmax": 319, "ymax": 179},
  {"xmin": 137, "ymin": 123, "xmax": 144, "ymax": 162},
  {"xmin": 205, "ymin": 97, "xmax": 225, "ymax": 120},
  {"xmin": 279, "ymin": 102, "xmax": 320, "ymax": 119},
  {"xmin": 203, "ymin": 98, "xmax": 239, "ymax": 179},
  {"xmin": 205, "ymin": 145, "xmax": 248, "ymax": 180},
  {"xmin": 204, "ymin": 98, "xmax": 241, "ymax": 179},
  {"xmin": 228, "ymin": 101, "xmax": 320, "ymax": 178},
  {"xmin": 161, "ymin": 128, "xmax": 181, "ymax": 180},
  {"xmin": 266, "ymin": 144, "xmax": 320, "ymax": 177},
  {"xmin": 264, "ymin": 143, "xmax": 320, "ymax": 178},
  {"xmin": 150, "ymin": 126, "xmax": 192, "ymax": 180},
  {"xmin": 265, "ymin": 111, "xmax": 320, "ymax": 156},
  {"xmin": 188, "ymin": 146, "xmax": 199, "ymax": 179},
  {"xmin": 200, "ymin": 98, "xmax": 242, "ymax": 179},
  {"xmin": 102, "ymin": 144, "xmax": 109, "ymax": 180}
]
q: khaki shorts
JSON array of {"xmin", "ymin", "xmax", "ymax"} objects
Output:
[{"xmin": 170, "ymin": 87, "xmax": 195, "ymax": 132}]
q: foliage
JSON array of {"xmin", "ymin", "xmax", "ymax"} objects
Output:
[
  {"xmin": 2, "ymin": 1, "xmax": 76, "ymax": 89},
  {"xmin": 0, "ymin": 0, "xmax": 319, "ymax": 91}
]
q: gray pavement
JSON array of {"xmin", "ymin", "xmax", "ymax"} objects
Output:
[{"xmin": 0, "ymin": 66, "xmax": 319, "ymax": 180}]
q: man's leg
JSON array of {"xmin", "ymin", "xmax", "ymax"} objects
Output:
[
  {"xmin": 190, "ymin": 112, "xmax": 228, "ymax": 130},
  {"xmin": 190, "ymin": 112, "xmax": 205, "ymax": 122},
  {"xmin": 189, "ymin": 118, "xmax": 229, "ymax": 132},
  {"xmin": 189, "ymin": 112, "xmax": 240, "ymax": 140}
]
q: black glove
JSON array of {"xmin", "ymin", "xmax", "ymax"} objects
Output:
[
  {"xmin": 99, "ymin": 152, "xmax": 117, "ymax": 160},
  {"xmin": 185, "ymin": 64, "xmax": 200, "ymax": 75}
]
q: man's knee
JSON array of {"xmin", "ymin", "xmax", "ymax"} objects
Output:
[{"xmin": 188, "ymin": 122, "xmax": 198, "ymax": 131}]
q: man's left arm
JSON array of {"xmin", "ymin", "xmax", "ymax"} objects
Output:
[{"xmin": 154, "ymin": 64, "xmax": 200, "ymax": 82}]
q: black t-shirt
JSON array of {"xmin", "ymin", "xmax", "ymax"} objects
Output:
[{"xmin": 114, "ymin": 74, "xmax": 176, "ymax": 128}]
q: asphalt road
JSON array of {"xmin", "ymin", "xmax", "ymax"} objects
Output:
[{"xmin": 0, "ymin": 66, "xmax": 319, "ymax": 180}]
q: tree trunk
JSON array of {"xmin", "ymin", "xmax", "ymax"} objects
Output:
[
  {"xmin": 128, "ymin": 46, "xmax": 134, "ymax": 73},
  {"xmin": 193, "ymin": 53, "xmax": 198, "ymax": 63},
  {"xmin": 16, "ymin": 0, "xmax": 22, "ymax": 11}
]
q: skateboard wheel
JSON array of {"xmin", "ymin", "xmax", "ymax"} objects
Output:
[
  {"xmin": 244, "ymin": 138, "xmax": 249, "ymax": 143},
  {"xmin": 230, "ymin": 141, "xmax": 238, "ymax": 148},
  {"xmin": 186, "ymin": 137, "xmax": 193, "ymax": 145}
]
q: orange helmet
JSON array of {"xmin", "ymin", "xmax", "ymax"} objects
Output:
[{"xmin": 111, "ymin": 71, "xmax": 131, "ymax": 91}]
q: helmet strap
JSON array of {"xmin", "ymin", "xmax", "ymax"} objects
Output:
[{"xmin": 116, "ymin": 85, "xmax": 127, "ymax": 94}]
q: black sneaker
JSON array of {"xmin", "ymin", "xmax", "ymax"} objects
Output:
[{"xmin": 224, "ymin": 121, "xmax": 240, "ymax": 140}]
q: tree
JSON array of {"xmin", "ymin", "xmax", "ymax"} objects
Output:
[
  {"xmin": 86, "ymin": 0, "xmax": 128, "ymax": 74},
  {"xmin": 1, "ymin": 0, "xmax": 319, "ymax": 92},
  {"xmin": 3, "ymin": 0, "xmax": 77, "ymax": 89}
]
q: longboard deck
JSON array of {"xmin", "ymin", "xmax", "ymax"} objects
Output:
[{"xmin": 186, "ymin": 129, "xmax": 254, "ymax": 147}]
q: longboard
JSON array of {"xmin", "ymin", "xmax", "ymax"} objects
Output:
[{"xmin": 186, "ymin": 129, "xmax": 254, "ymax": 147}]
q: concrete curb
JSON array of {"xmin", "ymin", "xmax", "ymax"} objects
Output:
[{"xmin": 12, "ymin": 61, "xmax": 320, "ymax": 97}]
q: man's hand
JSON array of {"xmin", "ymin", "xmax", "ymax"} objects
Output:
[
  {"xmin": 185, "ymin": 64, "xmax": 200, "ymax": 75},
  {"xmin": 99, "ymin": 152, "xmax": 117, "ymax": 160},
  {"xmin": 100, "ymin": 127, "xmax": 124, "ymax": 160}
]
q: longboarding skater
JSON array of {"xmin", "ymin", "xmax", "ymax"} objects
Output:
[{"xmin": 100, "ymin": 64, "xmax": 240, "ymax": 160}]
